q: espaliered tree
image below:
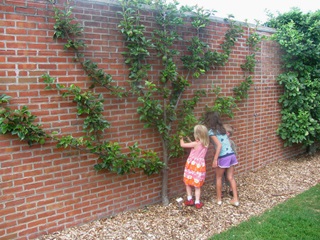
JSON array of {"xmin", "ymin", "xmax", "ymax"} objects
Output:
[
  {"xmin": 265, "ymin": 8, "xmax": 320, "ymax": 152},
  {"xmin": 0, "ymin": 0, "xmax": 263, "ymax": 205},
  {"xmin": 117, "ymin": 0, "xmax": 260, "ymax": 204}
]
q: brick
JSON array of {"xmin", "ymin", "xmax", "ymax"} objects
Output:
[
  {"xmin": 0, "ymin": 207, "xmax": 15, "ymax": 218},
  {"xmin": 24, "ymin": 181, "xmax": 44, "ymax": 190},
  {"xmin": 46, "ymin": 202, "xmax": 64, "ymax": 211},
  {"xmin": 5, "ymin": 28, "xmax": 27, "ymax": 35},
  {"xmin": 17, "ymin": 226, "xmax": 38, "ymax": 238},
  {"xmin": 22, "ymin": 163, "xmax": 43, "ymax": 171},
  {"xmin": 24, "ymin": 206, "xmax": 44, "ymax": 220},
  {"xmin": 36, "ymin": 198, "xmax": 55, "ymax": 208},
  {"xmin": 2, "ymin": 173, "xmax": 23, "ymax": 182},
  {"xmin": 27, "ymin": 219, "xmax": 45, "ymax": 228},
  {"xmin": 0, "ymin": 233, "xmax": 18, "ymax": 240},
  {"xmin": 15, "ymin": 202, "xmax": 36, "ymax": 213},
  {"xmin": 5, "ymin": 211, "xmax": 26, "ymax": 221},
  {"xmin": 37, "ymin": 210, "xmax": 56, "ymax": 220}
]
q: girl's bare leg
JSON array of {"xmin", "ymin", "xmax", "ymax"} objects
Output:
[
  {"xmin": 195, "ymin": 187, "xmax": 201, "ymax": 203},
  {"xmin": 186, "ymin": 185, "xmax": 192, "ymax": 199},
  {"xmin": 215, "ymin": 167, "xmax": 225, "ymax": 202},
  {"xmin": 226, "ymin": 166, "xmax": 239, "ymax": 203}
]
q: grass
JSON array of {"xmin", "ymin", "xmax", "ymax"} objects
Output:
[{"xmin": 209, "ymin": 183, "xmax": 320, "ymax": 240}]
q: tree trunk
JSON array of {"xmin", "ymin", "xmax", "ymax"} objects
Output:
[
  {"xmin": 161, "ymin": 167, "xmax": 169, "ymax": 205},
  {"xmin": 161, "ymin": 139, "xmax": 169, "ymax": 205},
  {"xmin": 307, "ymin": 143, "xmax": 317, "ymax": 155}
]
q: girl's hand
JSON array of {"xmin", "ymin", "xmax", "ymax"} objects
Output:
[{"xmin": 212, "ymin": 160, "xmax": 218, "ymax": 168}]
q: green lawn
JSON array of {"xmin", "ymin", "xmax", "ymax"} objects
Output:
[{"xmin": 209, "ymin": 184, "xmax": 320, "ymax": 240}]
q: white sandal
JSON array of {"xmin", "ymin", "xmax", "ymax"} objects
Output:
[{"xmin": 228, "ymin": 200, "xmax": 239, "ymax": 207}]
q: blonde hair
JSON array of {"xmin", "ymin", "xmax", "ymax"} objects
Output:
[
  {"xmin": 194, "ymin": 125, "xmax": 209, "ymax": 147},
  {"xmin": 223, "ymin": 124, "xmax": 237, "ymax": 154},
  {"xmin": 223, "ymin": 124, "xmax": 234, "ymax": 137}
]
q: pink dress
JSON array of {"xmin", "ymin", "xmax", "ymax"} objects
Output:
[{"xmin": 183, "ymin": 144, "xmax": 207, "ymax": 188}]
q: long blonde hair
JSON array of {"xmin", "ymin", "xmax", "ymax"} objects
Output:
[{"xmin": 194, "ymin": 125, "xmax": 209, "ymax": 147}]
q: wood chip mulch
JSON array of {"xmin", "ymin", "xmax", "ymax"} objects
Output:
[{"xmin": 37, "ymin": 152, "xmax": 320, "ymax": 240}]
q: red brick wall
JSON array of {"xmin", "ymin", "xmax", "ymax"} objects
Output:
[{"xmin": 0, "ymin": 0, "xmax": 304, "ymax": 239}]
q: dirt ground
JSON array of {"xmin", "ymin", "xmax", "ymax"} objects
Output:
[{"xmin": 37, "ymin": 152, "xmax": 320, "ymax": 240}]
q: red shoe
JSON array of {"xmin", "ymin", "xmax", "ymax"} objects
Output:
[
  {"xmin": 195, "ymin": 202, "xmax": 204, "ymax": 209},
  {"xmin": 184, "ymin": 199, "xmax": 194, "ymax": 206}
]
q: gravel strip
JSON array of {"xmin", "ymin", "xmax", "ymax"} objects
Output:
[{"xmin": 37, "ymin": 153, "xmax": 320, "ymax": 240}]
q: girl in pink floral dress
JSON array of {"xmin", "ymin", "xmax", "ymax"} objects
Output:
[{"xmin": 180, "ymin": 125, "xmax": 209, "ymax": 209}]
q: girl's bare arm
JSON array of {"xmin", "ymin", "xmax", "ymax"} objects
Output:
[
  {"xmin": 210, "ymin": 136, "xmax": 221, "ymax": 167},
  {"xmin": 180, "ymin": 137, "xmax": 198, "ymax": 148}
]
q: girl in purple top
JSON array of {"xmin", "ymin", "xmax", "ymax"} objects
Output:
[{"xmin": 205, "ymin": 111, "xmax": 239, "ymax": 207}]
